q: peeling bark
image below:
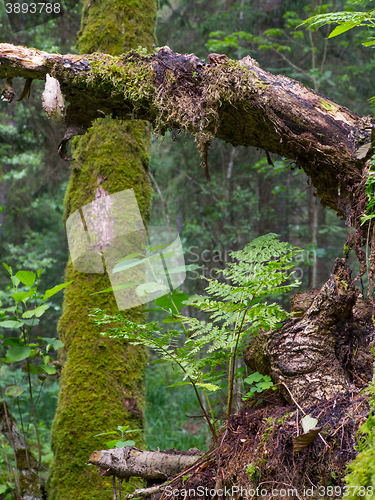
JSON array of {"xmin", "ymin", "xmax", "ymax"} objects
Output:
[
  {"xmin": 244, "ymin": 259, "xmax": 374, "ymax": 408},
  {"xmin": 88, "ymin": 446, "xmax": 204, "ymax": 480},
  {"xmin": 0, "ymin": 43, "xmax": 373, "ymax": 219},
  {"xmin": 0, "ymin": 402, "xmax": 42, "ymax": 499}
]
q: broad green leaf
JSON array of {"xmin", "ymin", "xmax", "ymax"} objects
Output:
[
  {"xmin": 12, "ymin": 289, "xmax": 35, "ymax": 303},
  {"xmin": 37, "ymin": 268, "xmax": 43, "ymax": 278},
  {"xmin": 112, "ymin": 256, "xmax": 149, "ymax": 273},
  {"xmin": 153, "ymin": 250, "xmax": 175, "ymax": 260},
  {"xmin": 41, "ymin": 365, "xmax": 57, "ymax": 375},
  {"xmin": 0, "ymin": 485, "xmax": 7, "ymax": 494},
  {"xmin": 301, "ymin": 415, "xmax": 319, "ymax": 434},
  {"xmin": 15, "ymin": 270, "xmax": 36, "ymax": 288},
  {"xmin": 166, "ymin": 264, "xmax": 201, "ymax": 274},
  {"xmin": 23, "ymin": 318, "xmax": 40, "ymax": 327},
  {"xmin": 3, "ymin": 338, "xmax": 23, "ymax": 347},
  {"xmin": 41, "ymin": 338, "xmax": 64, "ymax": 350},
  {"xmin": 106, "ymin": 439, "xmax": 118, "ymax": 448},
  {"xmin": 22, "ymin": 363, "xmax": 43, "ymax": 374},
  {"xmin": 115, "ymin": 440, "xmax": 135, "ymax": 448},
  {"xmin": 43, "ymin": 280, "xmax": 74, "ymax": 300},
  {"xmin": 328, "ymin": 21, "xmax": 359, "ymax": 38},
  {"xmin": 113, "ymin": 251, "xmax": 176, "ymax": 274},
  {"xmin": 23, "ymin": 304, "xmax": 50, "ymax": 318},
  {"xmin": 135, "ymin": 282, "xmax": 169, "ymax": 297},
  {"xmin": 244, "ymin": 372, "xmax": 264, "ymax": 384},
  {"xmin": 0, "ymin": 320, "xmax": 25, "ymax": 329},
  {"xmin": 118, "ymin": 426, "xmax": 142, "ymax": 433},
  {"xmin": 3, "ymin": 306, "xmax": 16, "ymax": 312},
  {"xmin": 2, "ymin": 263, "xmax": 11, "ymax": 273},
  {"xmin": 5, "ymin": 385, "xmax": 24, "ymax": 398},
  {"xmin": 0, "ymin": 358, "xmax": 13, "ymax": 364},
  {"xmin": 116, "ymin": 252, "xmax": 143, "ymax": 264},
  {"xmin": 154, "ymin": 290, "xmax": 190, "ymax": 312},
  {"xmin": 11, "ymin": 276, "xmax": 20, "ymax": 288},
  {"xmin": 94, "ymin": 431, "xmax": 117, "ymax": 437},
  {"xmin": 5, "ymin": 346, "xmax": 31, "ymax": 362},
  {"xmin": 149, "ymin": 243, "xmax": 172, "ymax": 252}
]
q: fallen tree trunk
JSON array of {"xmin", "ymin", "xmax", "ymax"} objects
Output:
[
  {"xmin": 0, "ymin": 43, "xmax": 373, "ymax": 218},
  {"xmin": 88, "ymin": 446, "xmax": 205, "ymax": 480}
]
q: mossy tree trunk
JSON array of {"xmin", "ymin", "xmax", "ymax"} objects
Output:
[{"xmin": 46, "ymin": 1, "xmax": 157, "ymax": 499}]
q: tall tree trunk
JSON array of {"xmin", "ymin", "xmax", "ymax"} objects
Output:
[{"xmin": 46, "ymin": 1, "xmax": 157, "ymax": 499}]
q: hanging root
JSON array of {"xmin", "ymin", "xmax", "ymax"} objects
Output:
[{"xmin": 197, "ymin": 139, "xmax": 211, "ymax": 181}]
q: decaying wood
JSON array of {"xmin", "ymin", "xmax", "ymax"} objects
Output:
[
  {"xmin": 0, "ymin": 43, "xmax": 373, "ymax": 219},
  {"xmin": 0, "ymin": 402, "xmax": 42, "ymax": 499},
  {"xmin": 88, "ymin": 446, "xmax": 204, "ymax": 480},
  {"xmin": 244, "ymin": 258, "xmax": 374, "ymax": 408}
]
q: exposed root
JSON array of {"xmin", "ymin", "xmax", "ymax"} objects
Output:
[{"xmin": 157, "ymin": 393, "xmax": 369, "ymax": 500}]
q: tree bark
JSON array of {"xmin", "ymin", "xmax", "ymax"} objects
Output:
[
  {"xmin": 88, "ymin": 447, "xmax": 204, "ymax": 480},
  {"xmin": 244, "ymin": 259, "xmax": 374, "ymax": 408},
  {"xmin": 0, "ymin": 402, "xmax": 42, "ymax": 499},
  {"xmin": 43, "ymin": 1, "xmax": 157, "ymax": 499},
  {"xmin": 0, "ymin": 44, "xmax": 373, "ymax": 220}
]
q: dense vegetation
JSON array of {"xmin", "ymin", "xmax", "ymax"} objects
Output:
[{"xmin": 1, "ymin": 0, "xmax": 375, "ymax": 498}]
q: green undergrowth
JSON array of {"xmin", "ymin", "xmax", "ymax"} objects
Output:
[{"xmin": 344, "ymin": 350, "xmax": 375, "ymax": 499}]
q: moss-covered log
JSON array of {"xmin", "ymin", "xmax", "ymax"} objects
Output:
[
  {"xmin": 0, "ymin": 402, "xmax": 41, "ymax": 499},
  {"xmin": 45, "ymin": 1, "xmax": 157, "ymax": 499},
  {"xmin": 0, "ymin": 44, "xmax": 373, "ymax": 219}
]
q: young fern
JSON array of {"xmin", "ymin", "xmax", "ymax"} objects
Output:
[
  {"xmin": 300, "ymin": 10, "xmax": 375, "ymax": 42},
  {"xmin": 91, "ymin": 233, "xmax": 301, "ymax": 443}
]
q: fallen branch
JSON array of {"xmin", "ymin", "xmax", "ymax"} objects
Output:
[
  {"xmin": 88, "ymin": 446, "xmax": 205, "ymax": 480},
  {"xmin": 124, "ymin": 485, "xmax": 163, "ymax": 499}
]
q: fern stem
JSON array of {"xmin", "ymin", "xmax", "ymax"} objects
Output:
[
  {"xmin": 202, "ymin": 385, "xmax": 216, "ymax": 434},
  {"xmin": 226, "ymin": 305, "xmax": 250, "ymax": 421},
  {"xmin": 190, "ymin": 378, "xmax": 219, "ymax": 444},
  {"xmin": 149, "ymin": 338, "xmax": 219, "ymax": 443}
]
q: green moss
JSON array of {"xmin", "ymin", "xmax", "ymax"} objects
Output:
[
  {"xmin": 343, "ymin": 244, "xmax": 352, "ymax": 258},
  {"xmin": 261, "ymin": 412, "xmax": 293, "ymax": 445},
  {"xmin": 48, "ymin": 0, "xmax": 157, "ymax": 497},
  {"xmin": 47, "ymin": 117, "xmax": 152, "ymax": 500},
  {"xmin": 320, "ymin": 98, "xmax": 338, "ymax": 113},
  {"xmin": 78, "ymin": 0, "xmax": 157, "ymax": 55}
]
